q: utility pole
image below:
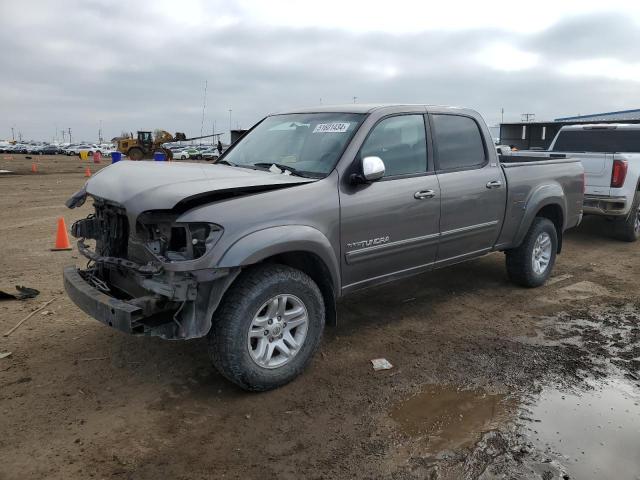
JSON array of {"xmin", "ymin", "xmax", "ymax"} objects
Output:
[
  {"xmin": 99, "ymin": 120, "xmax": 103, "ymax": 143},
  {"xmin": 353, "ymin": 96, "xmax": 357, "ymax": 104},
  {"xmin": 521, "ymin": 113, "xmax": 535, "ymax": 122},
  {"xmin": 200, "ymin": 80, "xmax": 208, "ymax": 139},
  {"xmin": 501, "ymin": 108, "xmax": 504, "ymax": 124},
  {"xmin": 18, "ymin": 131, "xmax": 22, "ymax": 142},
  {"xmin": 11, "ymin": 127, "xmax": 15, "ymax": 141},
  {"xmin": 61, "ymin": 130, "xmax": 66, "ymax": 142},
  {"xmin": 68, "ymin": 128, "xmax": 72, "ymax": 144}
]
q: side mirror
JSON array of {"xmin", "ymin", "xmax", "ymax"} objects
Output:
[{"xmin": 362, "ymin": 156, "xmax": 385, "ymax": 182}]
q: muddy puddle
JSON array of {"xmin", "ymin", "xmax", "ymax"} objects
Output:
[
  {"xmin": 389, "ymin": 303, "xmax": 640, "ymax": 478},
  {"xmin": 389, "ymin": 385, "xmax": 515, "ymax": 453},
  {"xmin": 526, "ymin": 378, "xmax": 640, "ymax": 480}
]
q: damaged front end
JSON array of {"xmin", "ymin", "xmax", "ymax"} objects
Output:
[{"xmin": 64, "ymin": 197, "xmax": 238, "ymax": 340}]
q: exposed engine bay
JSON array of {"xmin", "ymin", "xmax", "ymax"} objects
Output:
[{"xmin": 68, "ymin": 197, "xmax": 237, "ymax": 340}]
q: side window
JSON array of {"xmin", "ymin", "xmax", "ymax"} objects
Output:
[
  {"xmin": 360, "ymin": 115, "xmax": 427, "ymax": 177},
  {"xmin": 432, "ymin": 115, "xmax": 486, "ymax": 170}
]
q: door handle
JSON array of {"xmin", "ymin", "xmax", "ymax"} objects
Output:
[
  {"xmin": 486, "ymin": 180, "xmax": 503, "ymax": 189},
  {"xmin": 414, "ymin": 190, "xmax": 436, "ymax": 200}
]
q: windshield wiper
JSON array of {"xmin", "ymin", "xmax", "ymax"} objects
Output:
[{"xmin": 252, "ymin": 162, "xmax": 317, "ymax": 178}]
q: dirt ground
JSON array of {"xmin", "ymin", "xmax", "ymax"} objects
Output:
[{"xmin": 0, "ymin": 154, "xmax": 639, "ymax": 480}]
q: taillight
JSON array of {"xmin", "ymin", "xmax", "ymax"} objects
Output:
[{"xmin": 611, "ymin": 159, "xmax": 628, "ymax": 188}]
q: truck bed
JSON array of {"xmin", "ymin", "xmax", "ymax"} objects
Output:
[{"xmin": 494, "ymin": 155, "xmax": 584, "ymax": 250}]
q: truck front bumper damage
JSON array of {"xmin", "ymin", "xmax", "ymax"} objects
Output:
[
  {"xmin": 63, "ymin": 263, "xmax": 239, "ymax": 340},
  {"xmin": 64, "ymin": 267, "xmax": 146, "ymax": 334}
]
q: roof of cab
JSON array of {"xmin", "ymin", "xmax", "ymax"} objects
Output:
[{"xmin": 273, "ymin": 104, "xmax": 473, "ymax": 115}]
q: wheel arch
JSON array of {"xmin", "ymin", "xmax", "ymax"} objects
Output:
[
  {"xmin": 513, "ymin": 183, "xmax": 567, "ymax": 253},
  {"xmin": 216, "ymin": 226, "xmax": 340, "ymax": 326}
]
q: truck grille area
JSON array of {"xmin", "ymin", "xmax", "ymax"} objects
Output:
[{"xmin": 72, "ymin": 200, "xmax": 129, "ymax": 258}]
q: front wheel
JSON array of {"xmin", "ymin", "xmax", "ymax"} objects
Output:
[
  {"xmin": 506, "ymin": 217, "xmax": 558, "ymax": 288},
  {"xmin": 127, "ymin": 147, "xmax": 144, "ymax": 160},
  {"xmin": 208, "ymin": 264, "xmax": 325, "ymax": 391}
]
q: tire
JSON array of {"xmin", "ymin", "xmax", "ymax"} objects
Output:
[
  {"xmin": 506, "ymin": 217, "xmax": 558, "ymax": 288},
  {"xmin": 127, "ymin": 147, "xmax": 144, "ymax": 160},
  {"xmin": 208, "ymin": 264, "xmax": 325, "ymax": 391},
  {"xmin": 614, "ymin": 191, "xmax": 640, "ymax": 242}
]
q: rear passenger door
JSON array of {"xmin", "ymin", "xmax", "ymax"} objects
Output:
[{"xmin": 431, "ymin": 113, "xmax": 506, "ymax": 265}]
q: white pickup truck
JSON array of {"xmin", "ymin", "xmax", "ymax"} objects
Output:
[
  {"xmin": 550, "ymin": 124, "xmax": 640, "ymax": 241},
  {"xmin": 513, "ymin": 124, "xmax": 640, "ymax": 241}
]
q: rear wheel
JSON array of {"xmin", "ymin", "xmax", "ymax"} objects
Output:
[
  {"xmin": 506, "ymin": 217, "xmax": 558, "ymax": 287},
  {"xmin": 208, "ymin": 264, "xmax": 325, "ymax": 391},
  {"xmin": 614, "ymin": 191, "xmax": 640, "ymax": 242},
  {"xmin": 127, "ymin": 147, "xmax": 144, "ymax": 160}
]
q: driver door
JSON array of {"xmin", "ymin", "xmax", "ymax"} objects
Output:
[{"xmin": 339, "ymin": 114, "xmax": 441, "ymax": 293}]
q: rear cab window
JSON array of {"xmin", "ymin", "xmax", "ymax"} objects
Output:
[
  {"xmin": 552, "ymin": 129, "xmax": 640, "ymax": 153},
  {"xmin": 431, "ymin": 114, "xmax": 486, "ymax": 171}
]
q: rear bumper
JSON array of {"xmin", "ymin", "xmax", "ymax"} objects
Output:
[
  {"xmin": 63, "ymin": 266, "xmax": 145, "ymax": 334},
  {"xmin": 583, "ymin": 194, "xmax": 628, "ymax": 216}
]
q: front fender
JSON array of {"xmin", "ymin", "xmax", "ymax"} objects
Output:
[
  {"xmin": 513, "ymin": 183, "xmax": 567, "ymax": 248},
  {"xmin": 217, "ymin": 225, "xmax": 340, "ymax": 295}
]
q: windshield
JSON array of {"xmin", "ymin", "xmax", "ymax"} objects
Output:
[{"xmin": 220, "ymin": 113, "xmax": 365, "ymax": 177}]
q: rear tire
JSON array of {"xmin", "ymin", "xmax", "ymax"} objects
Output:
[
  {"xmin": 614, "ymin": 191, "xmax": 640, "ymax": 242},
  {"xmin": 506, "ymin": 217, "xmax": 558, "ymax": 288},
  {"xmin": 208, "ymin": 264, "xmax": 325, "ymax": 391}
]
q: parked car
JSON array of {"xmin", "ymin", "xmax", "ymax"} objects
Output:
[
  {"xmin": 202, "ymin": 149, "xmax": 219, "ymax": 161},
  {"xmin": 513, "ymin": 123, "xmax": 640, "ymax": 241},
  {"xmin": 39, "ymin": 145, "xmax": 62, "ymax": 155},
  {"xmin": 173, "ymin": 150, "xmax": 190, "ymax": 160},
  {"xmin": 63, "ymin": 104, "xmax": 584, "ymax": 391}
]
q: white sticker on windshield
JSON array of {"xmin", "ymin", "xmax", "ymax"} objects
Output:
[{"xmin": 313, "ymin": 122, "xmax": 350, "ymax": 133}]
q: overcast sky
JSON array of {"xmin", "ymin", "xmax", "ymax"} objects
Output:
[{"xmin": 1, "ymin": 0, "xmax": 640, "ymax": 143}]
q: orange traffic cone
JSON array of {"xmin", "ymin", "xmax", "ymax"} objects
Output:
[
  {"xmin": 51, "ymin": 217, "xmax": 72, "ymax": 251},
  {"xmin": 31, "ymin": 163, "xmax": 37, "ymax": 173},
  {"xmin": 84, "ymin": 166, "xmax": 91, "ymax": 177}
]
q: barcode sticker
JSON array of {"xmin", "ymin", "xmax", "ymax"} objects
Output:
[{"xmin": 313, "ymin": 122, "xmax": 350, "ymax": 133}]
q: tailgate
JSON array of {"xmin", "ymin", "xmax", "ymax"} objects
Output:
[{"xmin": 571, "ymin": 152, "xmax": 612, "ymax": 194}]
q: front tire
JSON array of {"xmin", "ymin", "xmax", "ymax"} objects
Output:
[
  {"xmin": 506, "ymin": 217, "xmax": 558, "ymax": 287},
  {"xmin": 208, "ymin": 264, "xmax": 325, "ymax": 391},
  {"xmin": 127, "ymin": 147, "xmax": 144, "ymax": 160},
  {"xmin": 614, "ymin": 191, "xmax": 640, "ymax": 242}
]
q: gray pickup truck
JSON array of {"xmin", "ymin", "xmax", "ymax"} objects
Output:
[{"xmin": 64, "ymin": 104, "xmax": 584, "ymax": 391}]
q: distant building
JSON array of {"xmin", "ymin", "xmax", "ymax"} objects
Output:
[{"xmin": 500, "ymin": 108, "xmax": 640, "ymax": 150}]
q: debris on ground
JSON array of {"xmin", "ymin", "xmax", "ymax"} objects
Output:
[
  {"xmin": 0, "ymin": 351, "xmax": 12, "ymax": 359},
  {"xmin": 0, "ymin": 285, "xmax": 40, "ymax": 301},
  {"xmin": 3, "ymin": 297, "xmax": 57, "ymax": 337},
  {"xmin": 371, "ymin": 358, "xmax": 393, "ymax": 371}
]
